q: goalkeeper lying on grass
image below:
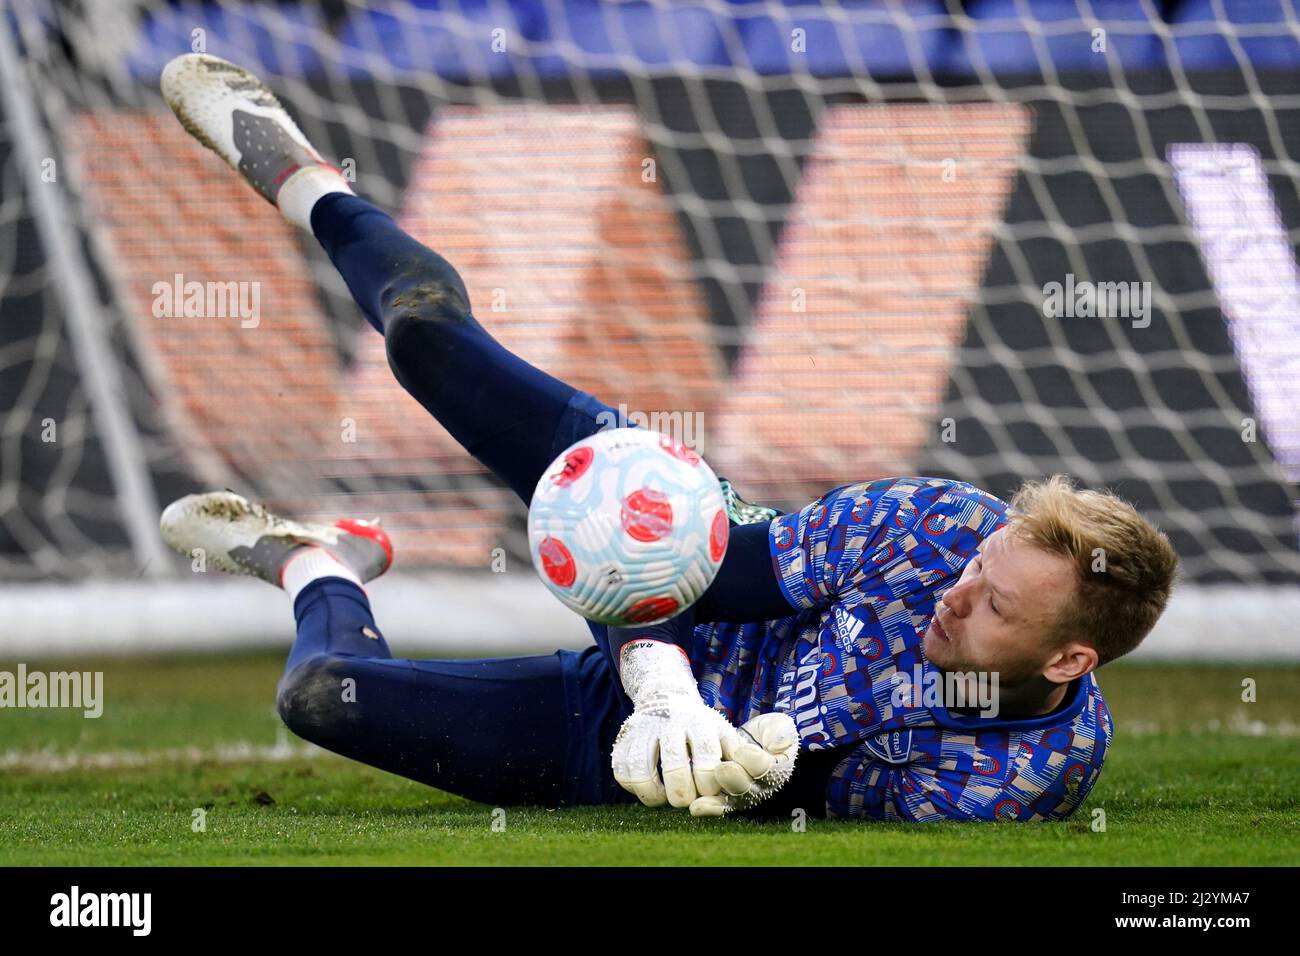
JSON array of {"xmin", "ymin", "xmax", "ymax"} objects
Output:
[{"xmin": 156, "ymin": 54, "xmax": 1179, "ymax": 822}]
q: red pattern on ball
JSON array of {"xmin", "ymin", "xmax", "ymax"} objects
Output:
[
  {"xmin": 709, "ymin": 509, "xmax": 728, "ymax": 562},
  {"xmin": 626, "ymin": 595, "xmax": 680, "ymax": 623},
  {"xmin": 657, "ymin": 433, "xmax": 700, "ymax": 466},
  {"xmin": 621, "ymin": 487, "xmax": 674, "ymax": 542},
  {"xmin": 538, "ymin": 537, "xmax": 576, "ymax": 588},
  {"xmin": 550, "ymin": 446, "xmax": 594, "ymax": 488}
]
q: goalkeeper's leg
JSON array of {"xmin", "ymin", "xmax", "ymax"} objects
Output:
[
  {"xmin": 158, "ymin": 488, "xmax": 638, "ymax": 807},
  {"xmin": 306, "ymin": 198, "xmax": 790, "ymax": 624},
  {"xmin": 162, "ymin": 51, "xmax": 612, "ymax": 505},
  {"xmin": 311, "ymin": 191, "xmax": 608, "ymax": 505},
  {"xmin": 276, "ymin": 579, "xmax": 637, "ymax": 807},
  {"xmin": 160, "ymin": 52, "xmax": 790, "ymax": 624}
]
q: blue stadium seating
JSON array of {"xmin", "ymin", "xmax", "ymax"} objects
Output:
[
  {"xmin": 343, "ymin": 0, "xmax": 950, "ymax": 81},
  {"xmin": 127, "ymin": 2, "xmax": 328, "ymax": 81},
  {"xmin": 124, "ymin": 0, "xmax": 1299, "ymax": 82},
  {"xmin": 335, "ymin": 0, "xmax": 553, "ymax": 79},
  {"xmin": 557, "ymin": 0, "xmax": 733, "ymax": 71},
  {"xmin": 939, "ymin": 0, "xmax": 1166, "ymax": 76},
  {"xmin": 1172, "ymin": 0, "xmax": 1300, "ymax": 71},
  {"xmin": 734, "ymin": 0, "xmax": 951, "ymax": 78},
  {"xmin": 331, "ymin": 0, "xmax": 733, "ymax": 79}
]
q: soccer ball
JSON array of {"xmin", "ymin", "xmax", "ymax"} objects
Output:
[{"xmin": 528, "ymin": 427, "xmax": 729, "ymax": 626}]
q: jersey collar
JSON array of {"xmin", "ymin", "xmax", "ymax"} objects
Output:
[{"xmin": 928, "ymin": 672, "xmax": 1092, "ymax": 731}]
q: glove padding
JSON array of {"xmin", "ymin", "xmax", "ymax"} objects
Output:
[
  {"xmin": 611, "ymin": 688, "xmax": 742, "ymax": 808},
  {"xmin": 688, "ymin": 712, "xmax": 799, "ymax": 817}
]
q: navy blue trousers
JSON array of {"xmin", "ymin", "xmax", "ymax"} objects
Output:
[{"xmin": 275, "ymin": 194, "xmax": 788, "ymax": 808}]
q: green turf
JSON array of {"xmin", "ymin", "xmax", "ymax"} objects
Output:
[{"xmin": 1, "ymin": 653, "xmax": 1297, "ymax": 865}]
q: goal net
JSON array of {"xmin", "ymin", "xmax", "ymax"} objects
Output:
[{"xmin": 3, "ymin": 0, "xmax": 1298, "ymax": 654}]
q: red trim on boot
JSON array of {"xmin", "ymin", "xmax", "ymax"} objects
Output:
[{"xmin": 334, "ymin": 518, "xmax": 394, "ymax": 571}]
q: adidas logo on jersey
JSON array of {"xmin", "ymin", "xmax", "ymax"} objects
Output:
[{"xmin": 833, "ymin": 604, "xmax": 865, "ymax": 651}]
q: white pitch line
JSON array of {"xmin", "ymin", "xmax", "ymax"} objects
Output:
[
  {"xmin": 0, "ymin": 740, "xmax": 327, "ymax": 773},
  {"xmin": 1120, "ymin": 716, "xmax": 1300, "ymax": 737},
  {"xmin": 4, "ymin": 716, "xmax": 1298, "ymax": 774}
]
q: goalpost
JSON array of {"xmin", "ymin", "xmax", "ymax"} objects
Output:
[{"xmin": 1, "ymin": 0, "xmax": 1297, "ymax": 658}]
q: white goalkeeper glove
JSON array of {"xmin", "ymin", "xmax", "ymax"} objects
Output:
[
  {"xmin": 611, "ymin": 638, "xmax": 743, "ymax": 808},
  {"xmin": 688, "ymin": 712, "xmax": 800, "ymax": 817}
]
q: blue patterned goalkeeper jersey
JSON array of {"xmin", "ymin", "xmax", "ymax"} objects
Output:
[{"xmin": 689, "ymin": 477, "xmax": 1113, "ymax": 823}]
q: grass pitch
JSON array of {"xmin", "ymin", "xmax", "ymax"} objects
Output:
[{"xmin": 1, "ymin": 653, "xmax": 1297, "ymax": 866}]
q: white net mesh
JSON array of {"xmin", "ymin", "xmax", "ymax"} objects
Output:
[{"xmin": 4, "ymin": 0, "xmax": 1299, "ymax": 591}]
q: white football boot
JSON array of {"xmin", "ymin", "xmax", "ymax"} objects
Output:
[
  {"xmin": 160, "ymin": 490, "xmax": 393, "ymax": 588},
  {"xmin": 160, "ymin": 52, "xmax": 349, "ymax": 218}
]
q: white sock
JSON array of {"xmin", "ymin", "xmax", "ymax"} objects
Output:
[
  {"xmin": 277, "ymin": 165, "xmax": 354, "ymax": 231},
  {"xmin": 281, "ymin": 546, "xmax": 362, "ymax": 601}
]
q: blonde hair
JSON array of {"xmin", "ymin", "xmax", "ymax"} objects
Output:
[{"xmin": 1006, "ymin": 474, "xmax": 1179, "ymax": 667}]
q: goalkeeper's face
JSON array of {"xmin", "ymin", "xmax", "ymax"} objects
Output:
[{"xmin": 923, "ymin": 527, "xmax": 1078, "ymax": 687}]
